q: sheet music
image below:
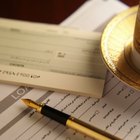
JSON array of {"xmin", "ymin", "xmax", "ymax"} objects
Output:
[{"xmin": 0, "ymin": 0, "xmax": 140, "ymax": 140}]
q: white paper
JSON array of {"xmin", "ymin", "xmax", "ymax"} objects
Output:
[
  {"xmin": 1, "ymin": 73, "xmax": 140, "ymax": 140},
  {"xmin": 0, "ymin": 19, "xmax": 105, "ymax": 97},
  {"xmin": 61, "ymin": 0, "xmax": 128, "ymax": 32},
  {"xmin": 1, "ymin": 0, "xmax": 140, "ymax": 140}
]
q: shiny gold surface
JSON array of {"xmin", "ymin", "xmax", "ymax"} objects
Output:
[
  {"xmin": 101, "ymin": 6, "xmax": 140, "ymax": 90},
  {"xmin": 134, "ymin": 4, "xmax": 140, "ymax": 53},
  {"xmin": 22, "ymin": 99, "xmax": 42, "ymax": 112},
  {"xmin": 22, "ymin": 99, "xmax": 121, "ymax": 140},
  {"xmin": 66, "ymin": 117, "xmax": 121, "ymax": 140}
]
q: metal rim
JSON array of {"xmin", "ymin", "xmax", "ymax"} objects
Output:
[{"xmin": 101, "ymin": 6, "xmax": 140, "ymax": 90}]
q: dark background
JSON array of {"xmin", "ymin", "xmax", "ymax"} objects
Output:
[{"xmin": 0, "ymin": 0, "xmax": 139, "ymax": 24}]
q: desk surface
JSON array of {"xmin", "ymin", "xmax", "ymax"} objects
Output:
[
  {"xmin": 0, "ymin": 0, "xmax": 139, "ymax": 24},
  {"xmin": 122, "ymin": 0, "xmax": 139, "ymax": 6}
]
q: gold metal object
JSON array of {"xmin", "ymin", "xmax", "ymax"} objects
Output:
[
  {"xmin": 22, "ymin": 99, "xmax": 121, "ymax": 140},
  {"xmin": 132, "ymin": 3, "xmax": 140, "ymax": 70},
  {"xmin": 134, "ymin": 4, "xmax": 140, "ymax": 53},
  {"xmin": 101, "ymin": 6, "xmax": 140, "ymax": 90},
  {"xmin": 21, "ymin": 99, "xmax": 42, "ymax": 112},
  {"xmin": 66, "ymin": 117, "xmax": 121, "ymax": 140}
]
